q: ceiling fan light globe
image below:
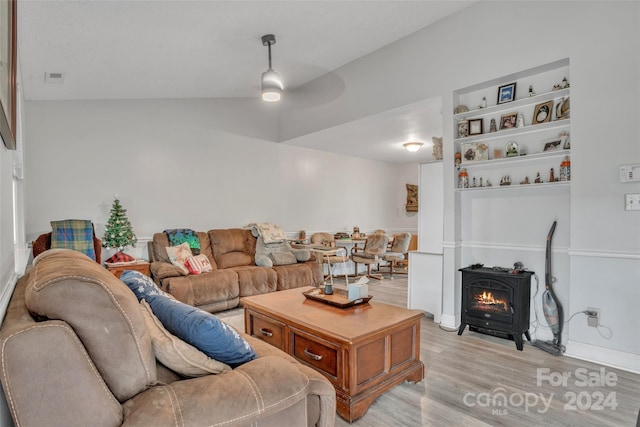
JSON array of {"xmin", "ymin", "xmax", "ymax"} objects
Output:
[{"xmin": 261, "ymin": 89, "xmax": 282, "ymax": 102}]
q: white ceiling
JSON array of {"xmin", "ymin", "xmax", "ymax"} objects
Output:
[{"xmin": 18, "ymin": 0, "xmax": 473, "ymax": 163}]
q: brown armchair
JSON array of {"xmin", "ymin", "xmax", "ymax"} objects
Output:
[
  {"xmin": 32, "ymin": 222, "xmax": 102, "ymax": 263},
  {"xmin": 350, "ymin": 233, "xmax": 389, "ymax": 280}
]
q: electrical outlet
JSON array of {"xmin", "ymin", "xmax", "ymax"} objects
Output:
[
  {"xmin": 625, "ymin": 194, "xmax": 640, "ymax": 211},
  {"xmin": 587, "ymin": 307, "xmax": 600, "ymax": 327}
]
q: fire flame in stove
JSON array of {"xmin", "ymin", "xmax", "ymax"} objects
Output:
[{"xmin": 475, "ymin": 291, "xmax": 507, "ymax": 312}]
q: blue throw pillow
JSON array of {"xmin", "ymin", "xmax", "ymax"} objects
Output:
[{"xmin": 120, "ymin": 270, "xmax": 256, "ymax": 366}]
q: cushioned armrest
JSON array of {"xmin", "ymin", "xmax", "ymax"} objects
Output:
[
  {"xmin": 150, "ymin": 261, "xmax": 188, "ymax": 280},
  {"xmin": 1, "ymin": 321, "xmax": 123, "ymax": 427},
  {"xmin": 122, "ymin": 356, "xmax": 310, "ymax": 426}
]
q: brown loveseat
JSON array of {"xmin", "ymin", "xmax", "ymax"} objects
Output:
[
  {"xmin": 0, "ymin": 250, "xmax": 336, "ymax": 427},
  {"xmin": 148, "ymin": 228, "xmax": 323, "ymax": 313}
]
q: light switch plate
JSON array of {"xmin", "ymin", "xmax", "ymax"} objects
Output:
[{"xmin": 625, "ymin": 194, "xmax": 640, "ymax": 211}]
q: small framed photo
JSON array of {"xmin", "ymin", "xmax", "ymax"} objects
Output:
[
  {"xmin": 461, "ymin": 142, "xmax": 488, "ymax": 163},
  {"xmin": 468, "ymin": 118, "xmax": 483, "ymax": 136},
  {"xmin": 500, "ymin": 112, "xmax": 518, "ymax": 130},
  {"xmin": 541, "ymin": 137, "xmax": 563, "ymax": 152},
  {"xmin": 533, "ymin": 101, "xmax": 553, "ymax": 124},
  {"xmin": 497, "ymin": 82, "xmax": 517, "ymax": 104}
]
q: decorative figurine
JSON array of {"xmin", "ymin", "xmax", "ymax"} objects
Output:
[
  {"xmin": 479, "ymin": 177, "xmax": 484, "ymax": 187},
  {"xmin": 549, "ymin": 168, "xmax": 555, "ymax": 182},
  {"xmin": 455, "ymin": 152, "xmax": 462, "ymax": 166},
  {"xmin": 535, "ymin": 172, "xmax": 542, "ymax": 183},
  {"xmin": 561, "ymin": 77, "xmax": 570, "ymax": 89},
  {"xmin": 516, "ymin": 113, "xmax": 525, "ymax": 128},
  {"xmin": 489, "ymin": 118, "xmax": 497, "ymax": 133},
  {"xmin": 528, "ymin": 85, "xmax": 536, "ymax": 97},
  {"xmin": 500, "ymin": 175, "xmax": 512, "ymax": 186},
  {"xmin": 520, "ymin": 176, "xmax": 530, "ymax": 185},
  {"xmin": 472, "ymin": 177, "xmax": 477, "ymax": 188},
  {"xmin": 458, "ymin": 168, "xmax": 469, "ymax": 188},
  {"xmin": 556, "ymin": 97, "xmax": 570, "ymax": 120},
  {"xmin": 560, "ymin": 156, "xmax": 571, "ymax": 181},
  {"xmin": 486, "ymin": 180, "xmax": 492, "ymax": 187},
  {"xmin": 479, "ymin": 97, "xmax": 487, "ymax": 109},
  {"xmin": 458, "ymin": 120, "xmax": 469, "ymax": 138},
  {"xmin": 559, "ymin": 130, "xmax": 571, "ymax": 149}
]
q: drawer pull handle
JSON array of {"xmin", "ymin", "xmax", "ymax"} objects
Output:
[
  {"xmin": 259, "ymin": 328, "xmax": 273, "ymax": 338},
  {"xmin": 304, "ymin": 349, "xmax": 322, "ymax": 361}
]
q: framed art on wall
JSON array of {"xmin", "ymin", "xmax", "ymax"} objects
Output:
[
  {"xmin": 497, "ymin": 82, "xmax": 516, "ymax": 104},
  {"xmin": 0, "ymin": 0, "xmax": 17, "ymax": 150}
]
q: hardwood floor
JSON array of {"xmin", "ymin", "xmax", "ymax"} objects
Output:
[{"xmin": 220, "ymin": 276, "xmax": 640, "ymax": 426}]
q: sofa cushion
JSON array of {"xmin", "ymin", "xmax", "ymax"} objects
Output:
[
  {"xmin": 139, "ymin": 300, "xmax": 231, "ymax": 377},
  {"xmin": 209, "ymin": 228, "xmax": 254, "ymax": 269},
  {"xmin": 121, "ymin": 271, "xmax": 256, "ymax": 366},
  {"xmin": 25, "ymin": 249, "xmax": 156, "ymax": 402},
  {"xmin": 166, "ymin": 242, "xmax": 192, "ymax": 275},
  {"xmin": 232, "ymin": 265, "xmax": 278, "ymax": 297},
  {"xmin": 49, "ymin": 219, "xmax": 96, "ymax": 261},
  {"xmin": 161, "ymin": 270, "xmax": 239, "ymax": 308}
]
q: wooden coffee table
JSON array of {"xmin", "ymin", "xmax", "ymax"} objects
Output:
[{"xmin": 242, "ymin": 286, "xmax": 424, "ymax": 422}]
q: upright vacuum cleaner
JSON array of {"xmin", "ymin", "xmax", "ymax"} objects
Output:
[{"xmin": 533, "ymin": 221, "xmax": 565, "ymax": 356}]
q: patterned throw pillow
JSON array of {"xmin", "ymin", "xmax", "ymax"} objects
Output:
[
  {"xmin": 49, "ymin": 219, "xmax": 96, "ymax": 261},
  {"xmin": 139, "ymin": 300, "xmax": 230, "ymax": 377},
  {"xmin": 165, "ymin": 242, "xmax": 192, "ymax": 275},
  {"xmin": 185, "ymin": 254, "xmax": 213, "ymax": 275},
  {"xmin": 121, "ymin": 270, "xmax": 256, "ymax": 367}
]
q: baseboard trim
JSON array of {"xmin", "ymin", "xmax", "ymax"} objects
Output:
[
  {"xmin": 440, "ymin": 313, "xmax": 457, "ymax": 329},
  {"xmin": 565, "ymin": 340, "xmax": 640, "ymax": 374},
  {"xmin": 0, "ymin": 272, "xmax": 19, "ymax": 325}
]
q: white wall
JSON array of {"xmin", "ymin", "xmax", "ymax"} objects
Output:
[
  {"xmin": 23, "ymin": 99, "xmax": 418, "ymax": 260},
  {"xmin": 279, "ymin": 1, "xmax": 640, "ymax": 371}
]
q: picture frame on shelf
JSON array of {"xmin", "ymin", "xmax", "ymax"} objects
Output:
[
  {"xmin": 468, "ymin": 118, "xmax": 483, "ymax": 136},
  {"xmin": 458, "ymin": 119, "xmax": 469, "ymax": 138},
  {"xmin": 500, "ymin": 112, "xmax": 518, "ymax": 130},
  {"xmin": 541, "ymin": 137, "xmax": 563, "ymax": 152},
  {"xmin": 533, "ymin": 100, "xmax": 554, "ymax": 124},
  {"xmin": 461, "ymin": 142, "xmax": 488, "ymax": 163},
  {"xmin": 497, "ymin": 82, "xmax": 517, "ymax": 104}
]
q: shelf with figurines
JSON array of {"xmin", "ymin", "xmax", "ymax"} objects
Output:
[
  {"xmin": 455, "ymin": 146, "xmax": 571, "ymax": 192},
  {"xmin": 453, "ymin": 87, "xmax": 570, "ymax": 122},
  {"xmin": 455, "ymin": 130, "xmax": 570, "ymax": 168}
]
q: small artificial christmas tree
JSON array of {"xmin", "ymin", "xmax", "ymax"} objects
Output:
[{"xmin": 103, "ymin": 198, "xmax": 137, "ymax": 253}]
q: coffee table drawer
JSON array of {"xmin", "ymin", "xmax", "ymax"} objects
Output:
[
  {"xmin": 291, "ymin": 331, "xmax": 338, "ymax": 379},
  {"xmin": 247, "ymin": 312, "xmax": 285, "ymax": 351}
]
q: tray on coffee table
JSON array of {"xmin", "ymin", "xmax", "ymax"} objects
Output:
[{"xmin": 302, "ymin": 288, "xmax": 372, "ymax": 308}]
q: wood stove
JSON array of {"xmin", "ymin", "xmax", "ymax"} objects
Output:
[{"xmin": 458, "ymin": 266, "xmax": 533, "ymax": 351}]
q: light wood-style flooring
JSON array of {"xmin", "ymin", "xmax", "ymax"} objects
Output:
[{"xmin": 219, "ymin": 275, "xmax": 640, "ymax": 426}]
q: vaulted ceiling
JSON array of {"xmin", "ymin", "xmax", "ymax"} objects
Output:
[{"xmin": 18, "ymin": 1, "xmax": 475, "ymax": 163}]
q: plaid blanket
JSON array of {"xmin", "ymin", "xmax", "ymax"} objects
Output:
[
  {"xmin": 49, "ymin": 219, "xmax": 96, "ymax": 261},
  {"xmin": 164, "ymin": 228, "xmax": 200, "ymax": 255}
]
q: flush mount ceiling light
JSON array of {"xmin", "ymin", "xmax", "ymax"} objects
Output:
[
  {"xmin": 260, "ymin": 34, "xmax": 283, "ymax": 102},
  {"xmin": 403, "ymin": 142, "xmax": 424, "ymax": 152}
]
